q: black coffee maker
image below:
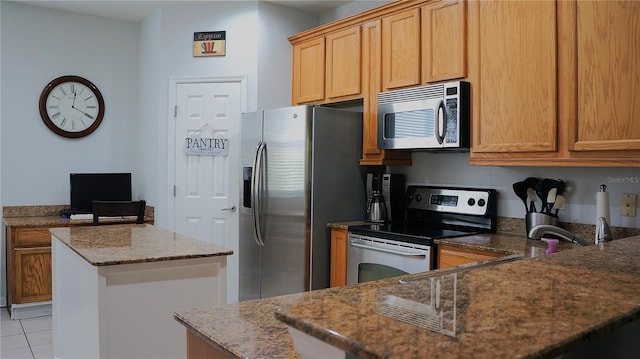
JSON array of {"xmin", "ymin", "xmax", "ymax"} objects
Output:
[{"xmin": 366, "ymin": 173, "xmax": 405, "ymax": 222}]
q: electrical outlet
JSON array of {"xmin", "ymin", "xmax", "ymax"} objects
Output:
[{"xmin": 621, "ymin": 193, "xmax": 637, "ymax": 217}]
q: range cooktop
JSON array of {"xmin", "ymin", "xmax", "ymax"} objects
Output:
[
  {"xmin": 348, "ymin": 223, "xmax": 478, "ymax": 246},
  {"xmin": 350, "ymin": 185, "xmax": 498, "ymax": 245}
]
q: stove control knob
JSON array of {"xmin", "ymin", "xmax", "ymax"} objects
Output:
[
  {"xmin": 478, "ymin": 198, "xmax": 486, "ymax": 207},
  {"xmin": 467, "ymin": 198, "xmax": 476, "ymax": 206},
  {"xmin": 406, "ymin": 194, "xmax": 413, "ymax": 202},
  {"xmin": 415, "ymin": 194, "xmax": 423, "ymax": 202}
]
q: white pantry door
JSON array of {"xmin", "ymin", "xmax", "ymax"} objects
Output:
[{"xmin": 173, "ymin": 79, "xmax": 243, "ymax": 303}]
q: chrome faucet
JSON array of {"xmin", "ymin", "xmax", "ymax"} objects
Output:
[{"xmin": 528, "ymin": 224, "xmax": 589, "ymax": 246}]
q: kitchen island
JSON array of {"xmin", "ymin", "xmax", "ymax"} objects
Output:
[
  {"xmin": 51, "ymin": 224, "xmax": 232, "ymax": 359},
  {"xmin": 175, "ymin": 234, "xmax": 640, "ymax": 358}
]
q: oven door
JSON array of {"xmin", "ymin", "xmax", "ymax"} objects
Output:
[{"xmin": 347, "ymin": 233, "xmax": 433, "ymax": 285}]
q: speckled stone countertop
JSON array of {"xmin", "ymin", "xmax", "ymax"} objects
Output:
[
  {"xmin": 3, "ymin": 204, "xmax": 155, "ymax": 227},
  {"xmin": 50, "ymin": 224, "xmax": 232, "ymax": 266},
  {"xmin": 275, "ymin": 236, "xmax": 640, "ymax": 358},
  {"xmin": 172, "ymin": 231, "xmax": 592, "ymax": 359}
]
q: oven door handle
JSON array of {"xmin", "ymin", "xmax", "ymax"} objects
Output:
[{"xmin": 349, "ymin": 240, "xmax": 428, "ymax": 258}]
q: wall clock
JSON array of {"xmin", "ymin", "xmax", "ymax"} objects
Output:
[{"xmin": 39, "ymin": 75, "xmax": 105, "ymax": 138}]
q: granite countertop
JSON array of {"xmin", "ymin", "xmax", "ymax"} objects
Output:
[
  {"xmin": 274, "ymin": 236, "xmax": 640, "ymax": 358},
  {"xmin": 3, "ymin": 204, "xmax": 155, "ymax": 227},
  {"xmin": 50, "ymin": 224, "xmax": 233, "ymax": 266},
  {"xmin": 172, "ymin": 231, "xmax": 587, "ymax": 359},
  {"xmin": 4, "ymin": 215, "xmax": 155, "ymax": 227}
]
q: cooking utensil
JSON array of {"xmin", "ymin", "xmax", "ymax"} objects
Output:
[
  {"xmin": 546, "ymin": 188, "xmax": 557, "ymax": 214},
  {"xmin": 553, "ymin": 195, "xmax": 565, "ymax": 216},
  {"xmin": 524, "ymin": 177, "xmax": 539, "ymax": 212},
  {"xmin": 527, "ymin": 188, "xmax": 538, "ymax": 213},
  {"xmin": 536, "ymin": 178, "xmax": 563, "ymax": 213},
  {"xmin": 512, "ymin": 181, "xmax": 529, "ymax": 213},
  {"xmin": 535, "ymin": 180, "xmax": 549, "ymax": 213}
]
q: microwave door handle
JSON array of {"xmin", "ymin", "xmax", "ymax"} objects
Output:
[
  {"xmin": 349, "ymin": 240, "xmax": 427, "ymax": 258},
  {"xmin": 435, "ymin": 100, "xmax": 446, "ymax": 145}
]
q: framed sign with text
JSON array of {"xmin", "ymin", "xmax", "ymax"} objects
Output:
[{"xmin": 193, "ymin": 31, "xmax": 226, "ymax": 57}]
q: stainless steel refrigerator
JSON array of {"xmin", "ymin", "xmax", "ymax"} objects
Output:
[{"xmin": 239, "ymin": 105, "xmax": 365, "ymax": 300}]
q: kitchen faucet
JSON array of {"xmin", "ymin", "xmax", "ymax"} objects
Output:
[{"xmin": 528, "ymin": 224, "xmax": 590, "ymax": 246}]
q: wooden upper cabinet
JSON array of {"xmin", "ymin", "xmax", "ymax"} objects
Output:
[
  {"xmin": 326, "ymin": 26, "xmax": 362, "ymax": 100},
  {"xmin": 469, "ymin": 0, "xmax": 640, "ymax": 166},
  {"xmin": 292, "ymin": 37, "xmax": 325, "ymax": 104},
  {"xmin": 469, "ymin": 0, "xmax": 558, "ymax": 156},
  {"xmin": 382, "ymin": 8, "xmax": 421, "ymax": 91},
  {"xmin": 421, "ymin": 0, "xmax": 466, "ymax": 83},
  {"xmin": 571, "ymin": 0, "xmax": 640, "ymax": 152},
  {"xmin": 361, "ymin": 19, "xmax": 412, "ymax": 166}
]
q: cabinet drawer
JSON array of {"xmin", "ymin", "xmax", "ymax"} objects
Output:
[
  {"xmin": 15, "ymin": 228, "xmax": 52, "ymax": 248},
  {"xmin": 438, "ymin": 245, "xmax": 503, "ymax": 269}
]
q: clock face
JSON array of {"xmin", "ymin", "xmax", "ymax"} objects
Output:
[{"xmin": 39, "ymin": 76, "xmax": 105, "ymax": 138}]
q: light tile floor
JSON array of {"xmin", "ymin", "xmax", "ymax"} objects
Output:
[{"xmin": 1, "ymin": 309, "xmax": 52, "ymax": 359}]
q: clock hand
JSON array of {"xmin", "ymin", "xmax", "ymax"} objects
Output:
[{"xmin": 72, "ymin": 106, "xmax": 95, "ymax": 119}]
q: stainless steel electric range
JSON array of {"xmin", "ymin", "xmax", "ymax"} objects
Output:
[{"xmin": 347, "ymin": 185, "xmax": 497, "ymax": 284}]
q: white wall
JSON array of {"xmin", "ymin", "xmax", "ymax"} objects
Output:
[
  {"xmin": 0, "ymin": 1, "xmax": 140, "ymax": 307},
  {"xmin": 258, "ymin": 2, "xmax": 317, "ymax": 110},
  {"xmin": 0, "ymin": 2, "xmax": 140, "ymax": 206},
  {"xmin": 319, "ymin": 0, "xmax": 393, "ymax": 24},
  {"xmin": 392, "ymin": 153, "xmax": 640, "ymax": 229}
]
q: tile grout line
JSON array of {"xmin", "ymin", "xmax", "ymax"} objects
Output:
[{"xmin": 21, "ymin": 319, "xmax": 37, "ymax": 359}]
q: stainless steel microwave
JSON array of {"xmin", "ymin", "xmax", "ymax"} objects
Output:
[{"xmin": 377, "ymin": 81, "xmax": 470, "ymax": 150}]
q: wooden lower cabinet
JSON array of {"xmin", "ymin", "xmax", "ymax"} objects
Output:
[
  {"xmin": 6, "ymin": 227, "xmax": 56, "ymax": 309},
  {"xmin": 186, "ymin": 330, "xmax": 228, "ymax": 359},
  {"xmin": 437, "ymin": 244, "xmax": 504, "ymax": 269},
  {"xmin": 14, "ymin": 247, "xmax": 52, "ymax": 304},
  {"xmin": 330, "ymin": 228, "xmax": 348, "ymax": 287}
]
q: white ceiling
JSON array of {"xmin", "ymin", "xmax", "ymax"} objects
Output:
[{"xmin": 10, "ymin": 0, "xmax": 352, "ymax": 22}]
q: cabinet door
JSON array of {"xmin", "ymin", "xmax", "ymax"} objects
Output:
[
  {"xmin": 330, "ymin": 228, "xmax": 348, "ymax": 288},
  {"xmin": 360, "ymin": 20, "xmax": 412, "ymax": 166},
  {"xmin": 421, "ymin": 0, "xmax": 466, "ymax": 83},
  {"xmin": 326, "ymin": 26, "xmax": 361, "ymax": 100},
  {"xmin": 362, "ymin": 20, "xmax": 384, "ymax": 160},
  {"xmin": 14, "ymin": 247, "xmax": 52, "ymax": 304},
  {"xmin": 469, "ymin": 1, "xmax": 558, "ymax": 155},
  {"xmin": 292, "ymin": 37, "xmax": 325, "ymax": 104},
  {"xmin": 571, "ymin": 1, "xmax": 640, "ymax": 152},
  {"xmin": 382, "ymin": 8, "xmax": 421, "ymax": 90}
]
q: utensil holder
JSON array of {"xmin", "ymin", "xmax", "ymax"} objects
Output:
[{"xmin": 526, "ymin": 212, "xmax": 558, "ymax": 239}]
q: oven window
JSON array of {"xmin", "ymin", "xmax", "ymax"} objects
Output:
[
  {"xmin": 358, "ymin": 263, "xmax": 409, "ymax": 283},
  {"xmin": 383, "ymin": 109, "xmax": 435, "ymax": 139}
]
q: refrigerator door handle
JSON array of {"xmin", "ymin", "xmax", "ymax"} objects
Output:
[{"xmin": 251, "ymin": 141, "xmax": 266, "ymax": 246}]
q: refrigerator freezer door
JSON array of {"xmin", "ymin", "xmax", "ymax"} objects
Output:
[
  {"xmin": 260, "ymin": 105, "xmax": 311, "ymax": 298},
  {"xmin": 309, "ymin": 106, "xmax": 365, "ymax": 290},
  {"xmin": 239, "ymin": 111, "xmax": 262, "ymax": 301}
]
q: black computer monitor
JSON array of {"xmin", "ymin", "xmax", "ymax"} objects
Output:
[{"xmin": 69, "ymin": 173, "xmax": 132, "ymax": 214}]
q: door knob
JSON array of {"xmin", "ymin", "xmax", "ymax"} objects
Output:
[{"xmin": 221, "ymin": 205, "xmax": 236, "ymax": 212}]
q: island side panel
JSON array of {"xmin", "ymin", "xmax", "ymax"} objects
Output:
[
  {"xmin": 52, "ymin": 236, "xmax": 102, "ymax": 358},
  {"xmin": 99, "ymin": 257, "xmax": 227, "ymax": 359}
]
